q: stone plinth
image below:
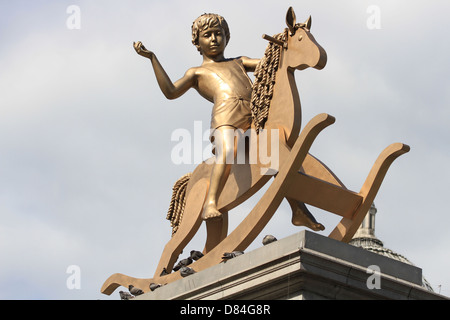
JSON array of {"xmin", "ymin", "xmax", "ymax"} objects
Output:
[{"xmin": 135, "ymin": 230, "xmax": 447, "ymax": 300}]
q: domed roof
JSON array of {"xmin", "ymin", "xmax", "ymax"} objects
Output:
[{"xmin": 349, "ymin": 203, "xmax": 434, "ymax": 292}]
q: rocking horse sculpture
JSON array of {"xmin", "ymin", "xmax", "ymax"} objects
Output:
[{"xmin": 101, "ymin": 7, "xmax": 409, "ymax": 295}]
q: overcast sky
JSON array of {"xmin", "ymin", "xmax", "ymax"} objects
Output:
[{"xmin": 0, "ymin": 0, "xmax": 449, "ymax": 300}]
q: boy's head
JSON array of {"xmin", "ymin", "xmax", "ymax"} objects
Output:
[{"xmin": 191, "ymin": 13, "xmax": 230, "ymax": 55}]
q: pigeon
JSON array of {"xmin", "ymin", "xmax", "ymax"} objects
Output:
[
  {"xmin": 149, "ymin": 283, "xmax": 162, "ymax": 291},
  {"xmin": 222, "ymin": 251, "xmax": 244, "ymax": 261},
  {"xmin": 180, "ymin": 266, "xmax": 196, "ymax": 277},
  {"xmin": 190, "ymin": 250, "xmax": 204, "ymax": 261},
  {"xmin": 173, "ymin": 256, "xmax": 193, "ymax": 271},
  {"xmin": 159, "ymin": 268, "xmax": 169, "ymax": 276},
  {"xmin": 128, "ymin": 285, "xmax": 144, "ymax": 296},
  {"xmin": 119, "ymin": 290, "xmax": 133, "ymax": 300},
  {"xmin": 262, "ymin": 234, "xmax": 277, "ymax": 246}
]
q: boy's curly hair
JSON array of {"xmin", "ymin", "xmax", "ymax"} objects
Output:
[{"xmin": 191, "ymin": 13, "xmax": 230, "ymax": 54}]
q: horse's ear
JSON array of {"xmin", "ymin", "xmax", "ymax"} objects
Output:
[
  {"xmin": 304, "ymin": 15, "xmax": 312, "ymax": 31},
  {"xmin": 286, "ymin": 7, "xmax": 296, "ymax": 34}
]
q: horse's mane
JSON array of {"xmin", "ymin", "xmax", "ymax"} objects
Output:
[
  {"xmin": 166, "ymin": 172, "xmax": 192, "ymax": 235},
  {"xmin": 251, "ymin": 30, "xmax": 287, "ymax": 133}
]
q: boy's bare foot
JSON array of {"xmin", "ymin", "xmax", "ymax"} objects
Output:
[
  {"xmin": 202, "ymin": 202, "xmax": 223, "ymax": 220},
  {"xmin": 291, "ymin": 201, "xmax": 325, "ymax": 231}
]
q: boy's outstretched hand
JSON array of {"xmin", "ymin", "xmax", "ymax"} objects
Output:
[{"xmin": 133, "ymin": 41, "xmax": 154, "ymax": 59}]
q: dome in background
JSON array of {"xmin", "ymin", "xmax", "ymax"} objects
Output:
[{"xmin": 349, "ymin": 203, "xmax": 434, "ymax": 292}]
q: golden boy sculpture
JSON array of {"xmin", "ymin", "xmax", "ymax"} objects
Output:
[
  {"xmin": 101, "ymin": 8, "xmax": 409, "ymax": 295},
  {"xmin": 134, "ymin": 13, "xmax": 259, "ymax": 220}
]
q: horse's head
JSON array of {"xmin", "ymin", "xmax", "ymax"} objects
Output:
[{"xmin": 264, "ymin": 7, "xmax": 327, "ymax": 71}]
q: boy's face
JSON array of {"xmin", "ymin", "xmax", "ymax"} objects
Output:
[{"xmin": 198, "ymin": 26, "xmax": 226, "ymax": 59}]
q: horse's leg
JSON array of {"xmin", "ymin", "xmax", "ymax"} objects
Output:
[
  {"xmin": 153, "ymin": 180, "xmax": 208, "ymax": 278},
  {"xmin": 186, "ymin": 114, "xmax": 336, "ymax": 272},
  {"xmin": 203, "ymin": 211, "xmax": 228, "ymax": 254},
  {"xmin": 328, "ymin": 143, "xmax": 410, "ymax": 242}
]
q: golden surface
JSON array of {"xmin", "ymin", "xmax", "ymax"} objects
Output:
[{"xmin": 101, "ymin": 7, "xmax": 408, "ymax": 295}]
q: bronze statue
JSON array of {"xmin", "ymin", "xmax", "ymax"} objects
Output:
[
  {"xmin": 101, "ymin": 7, "xmax": 409, "ymax": 296},
  {"xmin": 134, "ymin": 13, "xmax": 260, "ymax": 221}
]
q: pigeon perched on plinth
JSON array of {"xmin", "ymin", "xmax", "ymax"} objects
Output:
[
  {"xmin": 262, "ymin": 234, "xmax": 277, "ymax": 245},
  {"xmin": 159, "ymin": 268, "xmax": 169, "ymax": 276},
  {"xmin": 190, "ymin": 250, "xmax": 204, "ymax": 261},
  {"xmin": 173, "ymin": 256, "xmax": 193, "ymax": 271},
  {"xmin": 119, "ymin": 290, "xmax": 133, "ymax": 300},
  {"xmin": 222, "ymin": 251, "xmax": 244, "ymax": 261},
  {"xmin": 180, "ymin": 266, "xmax": 196, "ymax": 277},
  {"xmin": 149, "ymin": 283, "xmax": 162, "ymax": 291},
  {"xmin": 128, "ymin": 285, "xmax": 144, "ymax": 296}
]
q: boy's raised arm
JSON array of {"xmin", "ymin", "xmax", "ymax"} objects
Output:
[{"xmin": 133, "ymin": 41, "xmax": 196, "ymax": 100}]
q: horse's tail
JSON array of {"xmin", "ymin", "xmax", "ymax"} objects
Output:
[{"xmin": 166, "ymin": 172, "xmax": 192, "ymax": 235}]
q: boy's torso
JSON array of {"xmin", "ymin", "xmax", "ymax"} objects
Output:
[{"xmin": 194, "ymin": 58, "xmax": 253, "ymax": 104}]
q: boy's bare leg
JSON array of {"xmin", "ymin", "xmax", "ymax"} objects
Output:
[{"xmin": 202, "ymin": 126, "xmax": 236, "ymax": 220}]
